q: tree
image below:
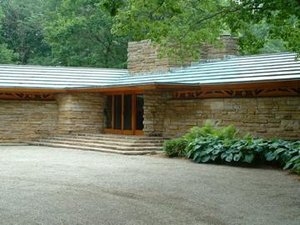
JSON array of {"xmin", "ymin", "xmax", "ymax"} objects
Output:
[
  {"xmin": 113, "ymin": 0, "xmax": 300, "ymax": 58},
  {"xmin": 0, "ymin": 43, "xmax": 18, "ymax": 63},
  {"xmin": 114, "ymin": 0, "xmax": 225, "ymax": 60},
  {"xmin": 0, "ymin": 0, "xmax": 52, "ymax": 64},
  {"xmin": 227, "ymin": 0, "xmax": 300, "ymax": 54},
  {"xmin": 44, "ymin": 0, "xmax": 128, "ymax": 68},
  {"xmin": 0, "ymin": 3, "xmax": 18, "ymax": 63}
]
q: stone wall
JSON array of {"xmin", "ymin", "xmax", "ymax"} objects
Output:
[
  {"xmin": 201, "ymin": 35, "xmax": 239, "ymax": 60},
  {"xmin": 127, "ymin": 36, "xmax": 238, "ymax": 74},
  {"xmin": 0, "ymin": 100, "xmax": 58, "ymax": 143},
  {"xmin": 127, "ymin": 40, "xmax": 170, "ymax": 74},
  {"xmin": 162, "ymin": 97, "xmax": 300, "ymax": 140},
  {"xmin": 143, "ymin": 91, "xmax": 169, "ymax": 136},
  {"xmin": 56, "ymin": 93, "xmax": 104, "ymax": 134},
  {"xmin": 0, "ymin": 93, "xmax": 105, "ymax": 142}
]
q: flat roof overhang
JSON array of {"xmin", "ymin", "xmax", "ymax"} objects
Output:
[
  {"xmin": 0, "ymin": 83, "xmax": 198, "ymax": 93},
  {"xmin": 0, "ymin": 80, "xmax": 299, "ymax": 95}
]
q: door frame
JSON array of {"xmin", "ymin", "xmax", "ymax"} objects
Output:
[{"xmin": 104, "ymin": 92, "xmax": 144, "ymax": 135}]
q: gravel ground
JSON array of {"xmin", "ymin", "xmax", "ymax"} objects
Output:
[{"xmin": 0, "ymin": 146, "xmax": 299, "ymax": 225}]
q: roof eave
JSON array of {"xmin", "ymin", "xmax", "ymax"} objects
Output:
[{"xmin": 0, "ymin": 79, "xmax": 299, "ymax": 94}]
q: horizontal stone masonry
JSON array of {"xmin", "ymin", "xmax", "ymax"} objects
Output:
[
  {"xmin": 143, "ymin": 91, "xmax": 169, "ymax": 136},
  {"xmin": 0, "ymin": 100, "xmax": 58, "ymax": 142},
  {"xmin": 201, "ymin": 35, "xmax": 239, "ymax": 60},
  {"xmin": 127, "ymin": 36, "xmax": 239, "ymax": 74},
  {"xmin": 56, "ymin": 93, "xmax": 104, "ymax": 134},
  {"xmin": 127, "ymin": 40, "xmax": 170, "ymax": 74},
  {"xmin": 163, "ymin": 96, "xmax": 300, "ymax": 140},
  {"xmin": 0, "ymin": 93, "xmax": 105, "ymax": 143}
]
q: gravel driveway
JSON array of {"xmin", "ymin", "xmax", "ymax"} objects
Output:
[{"xmin": 0, "ymin": 146, "xmax": 299, "ymax": 225}]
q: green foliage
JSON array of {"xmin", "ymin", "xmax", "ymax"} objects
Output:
[
  {"xmin": 113, "ymin": 0, "xmax": 300, "ymax": 60},
  {"xmin": 0, "ymin": 43, "xmax": 18, "ymax": 63},
  {"xmin": 285, "ymin": 155, "xmax": 300, "ymax": 174},
  {"xmin": 0, "ymin": 0, "xmax": 299, "ymax": 66},
  {"xmin": 187, "ymin": 133, "xmax": 259, "ymax": 164},
  {"xmin": 113, "ymin": 0, "xmax": 225, "ymax": 61},
  {"xmin": 0, "ymin": 0, "xmax": 128, "ymax": 67},
  {"xmin": 183, "ymin": 121, "xmax": 238, "ymax": 141},
  {"xmin": 163, "ymin": 138, "xmax": 188, "ymax": 158},
  {"xmin": 44, "ymin": 0, "xmax": 128, "ymax": 68},
  {"xmin": 186, "ymin": 136, "xmax": 225, "ymax": 163},
  {"xmin": 164, "ymin": 122, "xmax": 239, "ymax": 159},
  {"xmin": 164, "ymin": 123, "xmax": 300, "ymax": 174},
  {"xmin": 227, "ymin": 0, "xmax": 300, "ymax": 54},
  {"xmin": 0, "ymin": 0, "xmax": 52, "ymax": 64},
  {"xmin": 263, "ymin": 140, "xmax": 300, "ymax": 174}
]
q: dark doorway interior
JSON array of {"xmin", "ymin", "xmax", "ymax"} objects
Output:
[{"xmin": 104, "ymin": 94, "xmax": 144, "ymax": 135}]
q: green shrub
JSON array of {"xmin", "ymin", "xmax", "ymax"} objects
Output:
[
  {"xmin": 186, "ymin": 136, "xmax": 226, "ymax": 163},
  {"xmin": 218, "ymin": 125, "xmax": 239, "ymax": 140},
  {"xmin": 222, "ymin": 139, "xmax": 258, "ymax": 164},
  {"xmin": 165, "ymin": 122, "xmax": 239, "ymax": 159},
  {"xmin": 186, "ymin": 137, "xmax": 261, "ymax": 164},
  {"xmin": 183, "ymin": 121, "xmax": 238, "ymax": 141},
  {"xmin": 166, "ymin": 123, "xmax": 300, "ymax": 174},
  {"xmin": 263, "ymin": 140, "xmax": 300, "ymax": 167},
  {"xmin": 163, "ymin": 138, "xmax": 188, "ymax": 157},
  {"xmin": 285, "ymin": 155, "xmax": 300, "ymax": 174}
]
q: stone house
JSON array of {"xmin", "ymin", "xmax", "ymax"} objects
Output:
[{"xmin": 0, "ymin": 38, "xmax": 299, "ymax": 146}]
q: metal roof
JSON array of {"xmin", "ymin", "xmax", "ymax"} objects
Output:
[
  {"xmin": 0, "ymin": 65, "xmax": 128, "ymax": 89},
  {"xmin": 0, "ymin": 52, "xmax": 299, "ymax": 90},
  {"xmin": 113, "ymin": 52, "xmax": 300, "ymax": 87}
]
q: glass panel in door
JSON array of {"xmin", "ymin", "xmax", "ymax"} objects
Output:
[
  {"xmin": 105, "ymin": 96, "xmax": 112, "ymax": 128},
  {"xmin": 136, "ymin": 94, "xmax": 144, "ymax": 130},
  {"xmin": 114, "ymin": 95, "xmax": 122, "ymax": 129},
  {"xmin": 123, "ymin": 95, "xmax": 132, "ymax": 130}
]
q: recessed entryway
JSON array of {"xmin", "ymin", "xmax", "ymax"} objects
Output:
[{"xmin": 104, "ymin": 94, "xmax": 144, "ymax": 135}]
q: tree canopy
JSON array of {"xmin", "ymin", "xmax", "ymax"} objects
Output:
[
  {"xmin": 44, "ymin": 0, "xmax": 128, "ymax": 68},
  {"xmin": 0, "ymin": 0, "xmax": 299, "ymax": 66},
  {"xmin": 0, "ymin": 0, "xmax": 52, "ymax": 64},
  {"xmin": 114, "ymin": 0, "xmax": 300, "ymax": 57},
  {"xmin": 0, "ymin": 0, "xmax": 129, "ymax": 67}
]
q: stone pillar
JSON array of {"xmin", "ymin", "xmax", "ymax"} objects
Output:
[
  {"xmin": 127, "ymin": 40, "xmax": 170, "ymax": 74},
  {"xmin": 143, "ymin": 91, "xmax": 170, "ymax": 137},
  {"xmin": 127, "ymin": 36, "xmax": 239, "ymax": 74},
  {"xmin": 201, "ymin": 35, "xmax": 239, "ymax": 60},
  {"xmin": 56, "ymin": 93, "xmax": 104, "ymax": 134}
]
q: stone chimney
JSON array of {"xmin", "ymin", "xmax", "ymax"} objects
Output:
[
  {"xmin": 201, "ymin": 35, "xmax": 239, "ymax": 60},
  {"xmin": 127, "ymin": 40, "xmax": 170, "ymax": 74},
  {"xmin": 127, "ymin": 35, "xmax": 238, "ymax": 74}
]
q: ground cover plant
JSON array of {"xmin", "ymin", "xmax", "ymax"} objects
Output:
[{"xmin": 163, "ymin": 122, "xmax": 300, "ymax": 174}]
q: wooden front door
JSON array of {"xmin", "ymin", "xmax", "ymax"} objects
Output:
[{"xmin": 104, "ymin": 94, "xmax": 144, "ymax": 135}]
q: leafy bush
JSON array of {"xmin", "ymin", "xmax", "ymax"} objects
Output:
[
  {"xmin": 163, "ymin": 138, "xmax": 188, "ymax": 157},
  {"xmin": 164, "ymin": 122, "xmax": 238, "ymax": 158},
  {"xmin": 285, "ymin": 155, "xmax": 300, "ymax": 174},
  {"xmin": 164, "ymin": 123, "xmax": 300, "ymax": 174},
  {"xmin": 221, "ymin": 139, "xmax": 259, "ymax": 164},
  {"xmin": 263, "ymin": 140, "xmax": 300, "ymax": 163},
  {"xmin": 263, "ymin": 140, "xmax": 300, "ymax": 174},
  {"xmin": 184, "ymin": 122, "xmax": 253, "ymax": 164},
  {"xmin": 183, "ymin": 121, "xmax": 238, "ymax": 141},
  {"xmin": 186, "ymin": 136, "xmax": 226, "ymax": 163},
  {"xmin": 186, "ymin": 137, "xmax": 263, "ymax": 164}
]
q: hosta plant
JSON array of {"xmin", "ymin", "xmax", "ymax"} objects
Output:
[
  {"xmin": 284, "ymin": 155, "xmax": 300, "ymax": 174},
  {"xmin": 163, "ymin": 123, "xmax": 300, "ymax": 174},
  {"xmin": 186, "ymin": 136, "xmax": 226, "ymax": 163},
  {"xmin": 263, "ymin": 140, "xmax": 300, "ymax": 168}
]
